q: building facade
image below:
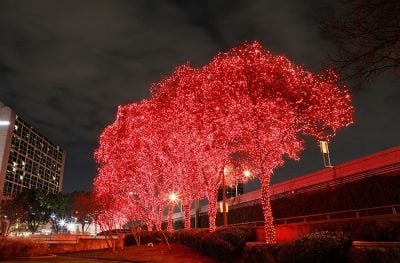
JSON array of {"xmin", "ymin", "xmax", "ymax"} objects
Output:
[{"xmin": 0, "ymin": 102, "xmax": 65, "ymax": 199}]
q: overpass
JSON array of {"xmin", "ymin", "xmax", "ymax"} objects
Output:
[{"xmin": 171, "ymin": 146, "xmax": 400, "ymax": 222}]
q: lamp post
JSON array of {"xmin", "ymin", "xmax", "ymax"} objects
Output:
[
  {"xmin": 221, "ymin": 167, "xmax": 252, "ymax": 226},
  {"xmin": 319, "ymin": 140, "xmax": 333, "ymax": 167},
  {"xmin": 221, "ymin": 167, "xmax": 229, "ymax": 226},
  {"xmin": 168, "ymin": 192, "xmax": 179, "ymax": 231}
]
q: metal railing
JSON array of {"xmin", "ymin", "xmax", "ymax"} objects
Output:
[
  {"xmin": 273, "ymin": 204, "xmax": 399, "ymax": 225},
  {"xmin": 229, "ymin": 204, "xmax": 399, "ymax": 228}
]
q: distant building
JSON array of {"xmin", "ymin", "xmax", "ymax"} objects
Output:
[{"xmin": 0, "ymin": 102, "xmax": 65, "ymax": 199}]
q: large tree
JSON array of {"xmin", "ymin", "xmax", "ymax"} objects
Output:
[{"xmin": 201, "ymin": 42, "xmax": 352, "ymax": 242}]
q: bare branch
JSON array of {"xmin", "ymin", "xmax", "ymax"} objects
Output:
[{"xmin": 322, "ymin": 0, "xmax": 400, "ymax": 89}]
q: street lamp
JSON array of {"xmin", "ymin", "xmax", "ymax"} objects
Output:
[
  {"xmin": 0, "ymin": 120, "xmax": 10, "ymax": 126},
  {"xmin": 167, "ymin": 191, "xmax": 180, "ymax": 231},
  {"xmin": 243, "ymin": 170, "xmax": 251, "ymax": 178},
  {"xmin": 168, "ymin": 192, "xmax": 178, "ymax": 203},
  {"xmin": 221, "ymin": 166, "xmax": 253, "ymax": 226},
  {"xmin": 319, "ymin": 140, "xmax": 333, "ymax": 167},
  {"xmin": 221, "ymin": 166, "xmax": 230, "ymax": 226}
]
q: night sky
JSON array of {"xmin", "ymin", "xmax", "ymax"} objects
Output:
[{"xmin": 1, "ymin": 1, "xmax": 399, "ymax": 193}]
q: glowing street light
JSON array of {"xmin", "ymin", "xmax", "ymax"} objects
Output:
[
  {"xmin": 169, "ymin": 192, "xmax": 178, "ymax": 202},
  {"xmin": 319, "ymin": 140, "xmax": 333, "ymax": 167},
  {"xmin": 167, "ymin": 191, "xmax": 180, "ymax": 231},
  {"xmin": 243, "ymin": 170, "xmax": 251, "ymax": 178},
  {"xmin": 50, "ymin": 213, "xmax": 56, "ymax": 220},
  {"xmin": 59, "ymin": 218, "xmax": 66, "ymax": 229},
  {"xmin": 221, "ymin": 166, "xmax": 253, "ymax": 226}
]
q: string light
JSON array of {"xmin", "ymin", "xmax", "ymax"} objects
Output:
[{"xmin": 93, "ymin": 41, "xmax": 353, "ymax": 243}]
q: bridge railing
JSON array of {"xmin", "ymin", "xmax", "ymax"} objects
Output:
[
  {"xmin": 274, "ymin": 204, "xmax": 399, "ymax": 225},
  {"xmin": 229, "ymin": 204, "xmax": 399, "ymax": 227}
]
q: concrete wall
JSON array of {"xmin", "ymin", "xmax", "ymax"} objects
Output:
[
  {"xmin": 256, "ymin": 215, "xmax": 400, "ymax": 243},
  {"xmin": 255, "ymin": 224, "xmax": 311, "ymax": 243},
  {"xmin": 48, "ymin": 236, "xmax": 124, "ymax": 253}
]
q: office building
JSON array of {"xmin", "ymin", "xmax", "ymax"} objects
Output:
[{"xmin": 0, "ymin": 102, "xmax": 65, "ymax": 199}]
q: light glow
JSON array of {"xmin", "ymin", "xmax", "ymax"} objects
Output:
[
  {"xmin": 0, "ymin": 120, "xmax": 10, "ymax": 126},
  {"xmin": 168, "ymin": 192, "xmax": 178, "ymax": 202},
  {"xmin": 59, "ymin": 219, "xmax": 65, "ymax": 227},
  {"xmin": 243, "ymin": 170, "xmax": 251, "ymax": 178}
]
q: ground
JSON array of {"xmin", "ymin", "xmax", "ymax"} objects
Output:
[{"xmin": 1, "ymin": 244, "xmax": 217, "ymax": 263}]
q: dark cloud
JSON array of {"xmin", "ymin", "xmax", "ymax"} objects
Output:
[{"xmin": 0, "ymin": 0, "xmax": 399, "ymax": 193}]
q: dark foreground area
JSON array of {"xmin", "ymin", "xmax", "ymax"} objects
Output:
[
  {"xmin": 1, "ymin": 243, "xmax": 215, "ymax": 263},
  {"xmin": 60, "ymin": 243, "xmax": 216, "ymax": 263}
]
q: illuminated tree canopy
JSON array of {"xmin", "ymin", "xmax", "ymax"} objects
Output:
[{"xmin": 93, "ymin": 41, "xmax": 353, "ymax": 243}]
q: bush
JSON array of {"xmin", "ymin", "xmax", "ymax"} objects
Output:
[
  {"xmin": 0, "ymin": 240, "xmax": 49, "ymax": 259},
  {"xmin": 311, "ymin": 220, "xmax": 400, "ymax": 242},
  {"xmin": 216, "ymin": 226, "xmax": 257, "ymax": 251},
  {"xmin": 200, "ymin": 233, "xmax": 235, "ymax": 262},
  {"xmin": 176, "ymin": 226, "xmax": 256, "ymax": 262},
  {"xmin": 177, "ymin": 229, "xmax": 209, "ymax": 250},
  {"xmin": 243, "ymin": 243, "xmax": 281, "ymax": 263},
  {"xmin": 278, "ymin": 231, "xmax": 352, "ymax": 263}
]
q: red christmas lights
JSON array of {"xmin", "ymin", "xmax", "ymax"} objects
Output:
[{"xmin": 93, "ymin": 41, "xmax": 353, "ymax": 243}]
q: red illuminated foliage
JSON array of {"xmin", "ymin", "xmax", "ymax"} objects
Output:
[
  {"xmin": 72, "ymin": 192, "xmax": 96, "ymax": 233},
  {"xmin": 93, "ymin": 41, "xmax": 353, "ymax": 243}
]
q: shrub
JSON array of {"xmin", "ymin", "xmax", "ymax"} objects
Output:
[
  {"xmin": 177, "ymin": 226, "xmax": 257, "ymax": 262},
  {"xmin": 216, "ymin": 226, "xmax": 257, "ymax": 251},
  {"xmin": 0, "ymin": 240, "xmax": 49, "ymax": 259},
  {"xmin": 177, "ymin": 229, "xmax": 208, "ymax": 250},
  {"xmin": 243, "ymin": 243, "xmax": 281, "ymax": 263},
  {"xmin": 200, "ymin": 233, "xmax": 235, "ymax": 262},
  {"xmin": 311, "ymin": 220, "xmax": 400, "ymax": 242},
  {"xmin": 278, "ymin": 231, "xmax": 352, "ymax": 263}
]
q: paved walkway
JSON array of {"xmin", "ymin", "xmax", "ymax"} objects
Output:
[{"xmin": 2, "ymin": 244, "xmax": 216, "ymax": 263}]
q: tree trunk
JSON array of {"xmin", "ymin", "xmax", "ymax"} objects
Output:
[
  {"xmin": 167, "ymin": 204, "xmax": 174, "ymax": 232},
  {"xmin": 146, "ymin": 220, "xmax": 153, "ymax": 231},
  {"xmin": 260, "ymin": 170, "xmax": 276, "ymax": 243},
  {"xmin": 207, "ymin": 189, "xmax": 218, "ymax": 232},
  {"xmin": 183, "ymin": 202, "xmax": 191, "ymax": 229},
  {"xmin": 155, "ymin": 210, "xmax": 162, "ymax": 231}
]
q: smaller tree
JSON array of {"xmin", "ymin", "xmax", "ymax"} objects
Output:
[
  {"xmin": 14, "ymin": 189, "xmax": 52, "ymax": 234},
  {"xmin": 93, "ymin": 192, "xmax": 126, "ymax": 252},
  {"xmin": 0, "ymin": 198, "xmax": 26, "ymax": 242},
  {"xmin": 72, "ymin": 192, "xmax": 95, "ymax": 233},
  {"xmin": 48, "ymin": 193, "xmax": 69, "ymax": 233}
]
